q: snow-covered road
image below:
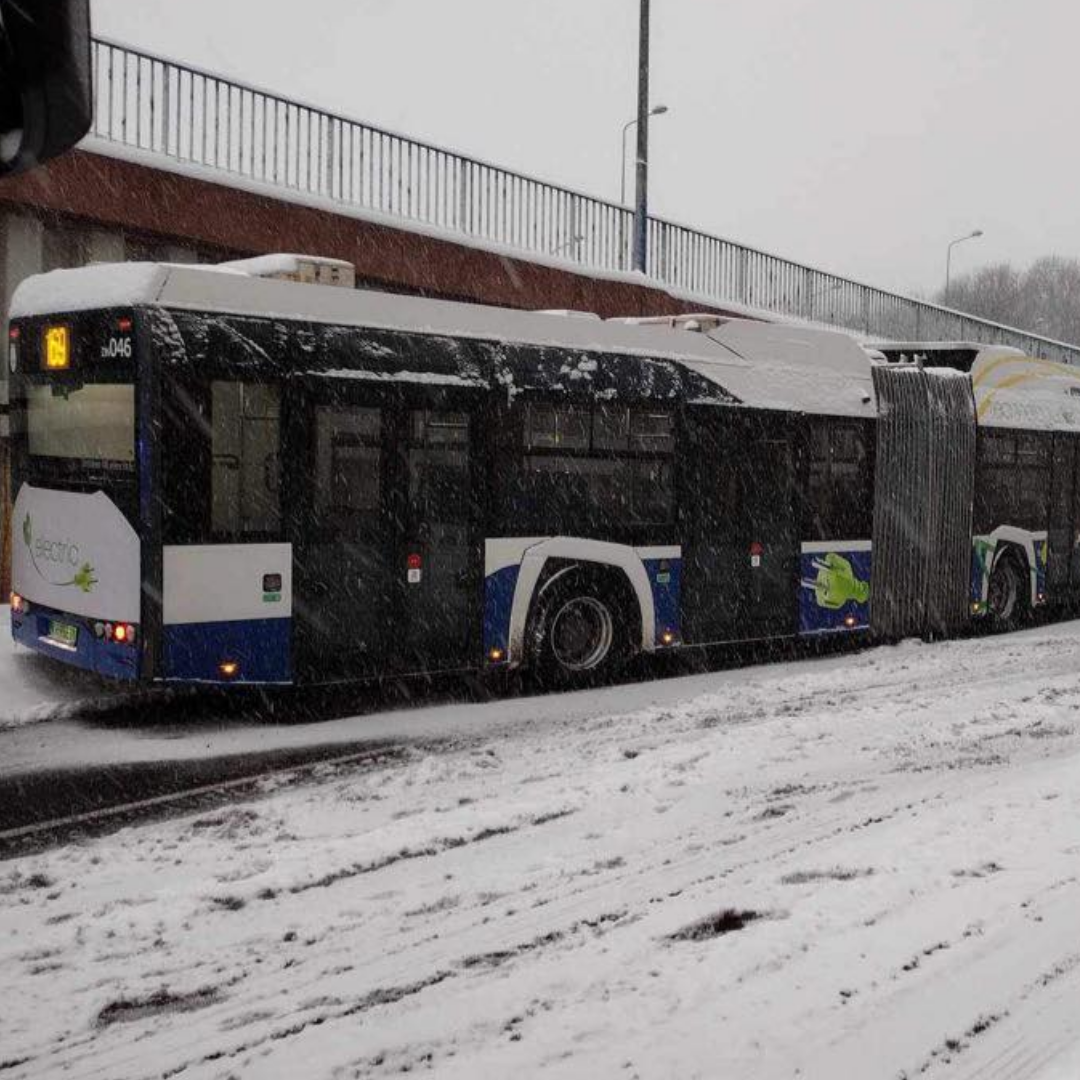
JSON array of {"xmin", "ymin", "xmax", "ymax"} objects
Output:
[{"xmin": 4, "ymin": 623, "xmax": 1080, "ymax": 1078}]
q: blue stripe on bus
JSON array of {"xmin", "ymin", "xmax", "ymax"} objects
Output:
[
  {"xmin": 483, "ymin": 565, "xmax": 520, "ymax": 658},
  {"xmin": 642, "ymin": 558, "xmax": 682, "ymax": 643},
  {"xmin": 10, "ymin": 606, "xmax": 140, "ymax": 681},
  {"xmin": 162, "ymin": 618, "xmax": 292, "ymax": 684}
]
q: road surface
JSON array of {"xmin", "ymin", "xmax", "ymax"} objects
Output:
[{"xmin": 3, "ymin": 619, "xmax": 1080, "ymax": 1077}]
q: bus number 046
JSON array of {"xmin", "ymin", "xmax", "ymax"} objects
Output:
[{"xmin": 101, "ymin": 336, "xmax": 133, "ymax": 359}]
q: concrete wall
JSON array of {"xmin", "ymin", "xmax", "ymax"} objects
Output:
[{"xmin": 0, "ymin": 149, "xmax": 745, "ymax": 319}]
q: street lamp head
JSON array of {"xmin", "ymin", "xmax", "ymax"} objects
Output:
[
  {"xmin": 650, "ymin": 104, "xmax": 669, "ymax": 116},
  {"xmin": 945, "ymin": 229, "xmax": 986, "ymax": 299}
]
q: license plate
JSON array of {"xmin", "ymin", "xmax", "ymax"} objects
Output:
[{"xmin": 46, "ymin": 620, "xmax": 78, "ymax": 648}]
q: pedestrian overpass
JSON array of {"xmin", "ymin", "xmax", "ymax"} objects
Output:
[
  {"xmin": 3, "ymin": 36, "xmax": 1076, "ymax": 360},
  {"xmin": 3, "ymin": 37, "xmax": 1080, "ymax": 594}
]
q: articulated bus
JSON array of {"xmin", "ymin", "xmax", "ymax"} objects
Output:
[{"xmin": 7, "ymin": 256, "xmax": 1080, "ymax": 687}]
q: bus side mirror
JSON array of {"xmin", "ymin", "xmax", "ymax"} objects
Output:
[{"xmin": 0, "ymin": 0, "xmax": 91, "ymax": 178}]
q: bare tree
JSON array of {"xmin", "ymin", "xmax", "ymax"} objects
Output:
[
  {"xmin": 938, "ymin": 257, "xmax": 1080, "ymax": 343},
  {"xmin": 940, "ymin": 262, "xmax": 1022, "ymax": 323}
]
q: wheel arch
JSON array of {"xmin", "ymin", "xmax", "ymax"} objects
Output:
[
  {"xmin": 506, "ymin": 539, "xmax": 656, "ymax": 666},
  {"xmin": 990, "ymin": 532, "xmax": 1036, "ymax": 608}
]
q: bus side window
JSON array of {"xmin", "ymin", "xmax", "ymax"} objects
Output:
[
  {"xmin": 975, "ymin": 431, "xmax": 1016, "ymax": 533},
  {"xmin": 1016, "ymin": 433, "xmax": 1051, "ymax": 530},
  {"xmin": 630, "ymin": 409, "xmax": 675, "ymax": 453},
  {"xmin": 409, "ymin": 410, "xmax": 470, "ymax": 527},
  {"xmin": 805, "ymin": 422, "xmax": 871, "ymax": 541},
  {"xmin": 524, "ymin": 403, "xmax": 589, "ymax": 451},
  {"xmin": 211, "ymin": 381, "xmax": 281, "ymax": 537},
  {"xmin": 314, "ymin": 407, "xmax": 381, "ymax": 523},
  {"xmin": 806, "ymin": 427, "xmax": 831, "ymax": 539},
  {"xmin": 497, "ymin": 402, "xmax": 674, "ymax": 533},
  {"xmin": 1049, "ymin": 435, "xmax": 1075, "ymax": 589}
]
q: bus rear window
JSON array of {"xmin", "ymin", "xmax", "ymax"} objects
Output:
[{"xmin": 27, "ymin": 383, "xmax": 136, "ymax": 463}]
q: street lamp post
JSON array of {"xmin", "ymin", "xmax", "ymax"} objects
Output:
[
  {"xmin": 632, "ymin": 0, "xmax": 651, "ymax": 273},
  {"xmin": 621, "ymin": 104, "xmax": 667, "ymax": 207},
  {"xmin": 945, "ymin": 229, "xmax": 984, "ymax": 303}
]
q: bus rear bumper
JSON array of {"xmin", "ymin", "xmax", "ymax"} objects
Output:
[{"xmin": 10, "ymin": 603, "xmax": 141, "ymax": 681}]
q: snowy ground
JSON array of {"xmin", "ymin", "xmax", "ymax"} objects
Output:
[
  {"xmin": 0, "ymin": 606, "xmax": 132, "ymax": 730},
  {"xmin": 4, "ymin": 621, "xmax": 1080, "ymax": 1078}
]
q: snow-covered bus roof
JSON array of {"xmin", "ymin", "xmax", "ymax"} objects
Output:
[
  {"xmin": 973, "ymin": 353, "xmax": 1080, "ymax": 432},
  {"xmin": 10, "ymin": 261, "xmax": 877, "ymax": 419},
  {"xmin": 867, "ymin": 338, "xmax": 1080, "ymax": 433}
]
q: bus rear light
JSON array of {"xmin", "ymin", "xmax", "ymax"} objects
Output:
[
  {"xmin": 406, "ymin": 553, "xmax": 422, "ymax": 570},
  {"xmin": 117, "ymin": 317, "xmax": 133, "ymax": 333},
  {"xmin": 8, "ymin": 326, "xmax": 19, "ymax": 341},
  {"xmin": 10, "ymin": 592, "xmax": 26, "ymax": 614},
  {"xmin": 218, "ymin": 660, "xmax": 240, "ymax": 679}
]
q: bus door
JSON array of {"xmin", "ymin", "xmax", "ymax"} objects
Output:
[
  {"xmin": 293, "ymin": 385, "xmax": 396, "ymax": 677},
  {"xmin": 742, "ymin": 434, "xmax": 798, "ymax": 636},
  {"xmin": 398, "ymin": 406, "xmax": 480, "ymax": 672},
  {"xmin": 684, "ymin": 411, "xmax": 797, "ymax": 643}
]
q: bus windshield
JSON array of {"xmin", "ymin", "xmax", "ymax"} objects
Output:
[{"xmin": 26, "ymin": 382, "xmax": 135, "ymax": 463}]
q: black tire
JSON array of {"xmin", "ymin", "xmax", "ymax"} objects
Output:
[
  {"xmin": 987, "ymin": 551, "xmax": 1028, "ymax": 630},
  {"xmin": 526, "ymin": 569, "xmax": 636, "ymax": 689}
]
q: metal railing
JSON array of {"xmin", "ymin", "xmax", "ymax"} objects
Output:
[{"xmin": 89, "ymin": 37, "xmax": 1080, "ymax": 363}]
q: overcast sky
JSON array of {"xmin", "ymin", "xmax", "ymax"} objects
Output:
[{"xmin": 92, "ymin": 0, "xmax": 1079, "ymax": 298}]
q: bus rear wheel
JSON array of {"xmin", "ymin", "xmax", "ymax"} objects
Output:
[{"xmin": 528, "ymin": 572, "xmax": 634, "ymax": 688}]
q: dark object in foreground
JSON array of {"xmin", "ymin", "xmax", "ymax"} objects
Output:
[{"xmin": 0, "ymin": 0, "xmax": 92, "ymax": 177}]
